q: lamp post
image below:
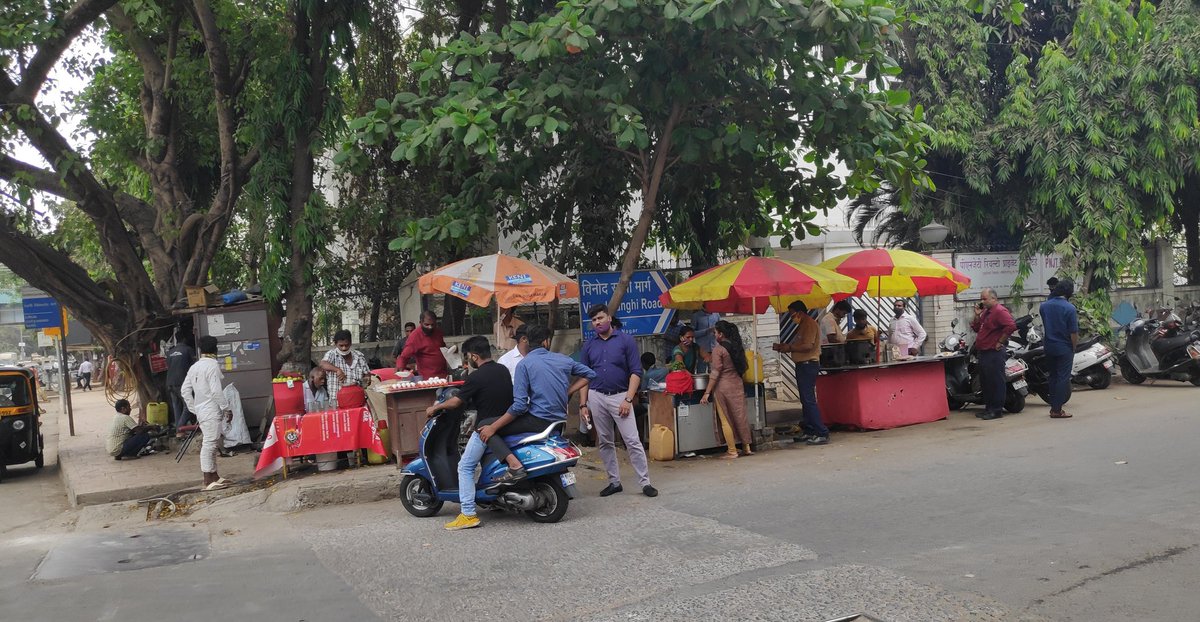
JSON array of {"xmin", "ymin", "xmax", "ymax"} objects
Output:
[
  {"xmin": 918, "ymin": 222, "xmax": 950, "ymax": 247},
  {"xmin": 917, "ymin": 222, "xmax": 953, "ymax": 358}
]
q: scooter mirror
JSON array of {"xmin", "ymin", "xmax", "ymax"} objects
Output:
[{"xmin": 951, "ymin": 318, "xmax": 959, "ymax": 328}]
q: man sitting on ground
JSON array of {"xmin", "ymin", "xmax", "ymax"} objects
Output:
[{"xmin": 106, "ymin": 399, "xmax": 160, "ymax": 460}]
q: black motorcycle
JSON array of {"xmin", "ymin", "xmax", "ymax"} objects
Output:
[
  {"xmin": 941, "ymin": 320, "xmax": 1029, "ymax": 413},
  {"xmin": 1118, "ymin": 315, "xmax": 1200, "ymax": 386}
]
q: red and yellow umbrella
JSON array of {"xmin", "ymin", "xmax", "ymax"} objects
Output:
[
  {"xmin": 658, "ymin": 256, "xmax": 859, "ymax": 314},
  {"xmin": 818, "ymin": 249, "xmax": 970, "ymax": 298},
  {"xmin": 418, "ymin": 253, "xmax": 579, "ymax": 308}
]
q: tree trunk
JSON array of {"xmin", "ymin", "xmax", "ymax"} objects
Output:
[
  {"xmin": 607, "ymin": 102, "xmax": 684, "ymax": 312},
  {"xmin": 1178, "ymin": 178, "xmax": 1200, "ymax": 285},
  {"xmin": 278, "ymin": 5, "xmax": 335, "ymax": 368}
]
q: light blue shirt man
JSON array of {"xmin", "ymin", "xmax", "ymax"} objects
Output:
[{"xmin": 510, "ymin": 348, "xmax": 597, "ymax": 421}]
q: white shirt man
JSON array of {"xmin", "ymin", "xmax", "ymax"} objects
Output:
[
  {"xmin": 888, "ymin": 300, "xmax": 928, "ymax": 360},
  {"xmin": 497, "ymin": 325, "xmax": 530, "ymax": 380},
  {"xmin": 78, "ymin": 360, "xmax": 93, "ymax": 375},
  {"xmin": 181, "ymin": 340, "xmax": 232, "ymax": 488}
]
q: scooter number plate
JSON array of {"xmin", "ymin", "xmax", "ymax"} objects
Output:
[
  {"xmin": 560, "ymin": 472, "xmax": 577, "ymax": 487},
  {"xmin": 1012, "ymin": 379, "xmax": 1028, "ymax": 391},
  {"xmin": 1103, "ymin": 359, "xmax": 1114, "ymax": 369}
]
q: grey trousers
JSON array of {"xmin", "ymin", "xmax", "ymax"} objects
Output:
[{"xmin": 589, "ymin": 391, "xmax": 651, "ymax": 487}]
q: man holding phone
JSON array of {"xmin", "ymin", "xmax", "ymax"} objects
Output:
[{"xmin": 970, "ymin": 288, "xmax": 1017, "ymax": 420}]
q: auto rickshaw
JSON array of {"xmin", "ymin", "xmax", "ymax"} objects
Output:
[{"xmin": 0, "ymin": 366, "xmax": 45, "ymax": 481}]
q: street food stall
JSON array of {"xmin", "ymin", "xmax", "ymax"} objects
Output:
[
  {"xmin": 814, "ymin": 356, "xmax": 950, "ymax": 430},
  {"xmin": 655, "ymin": 257, "xmax": 858, "ymax": 458},
  {"xmin": 647, "ymin": 379, "xmax": 766, "ymax": 456},
  {"xmin": 374, "ymin": 378, "xmax": 461, "ymax": 462},
  {"xmin": 808, "ymin": 249, "xmax": 972, "ymax": 430}
]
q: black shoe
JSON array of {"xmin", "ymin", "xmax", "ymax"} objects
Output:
[
  {"xmin": 599, "ymin": 483, "xmax": 623, "ymax": 497},
  {"xmin": 980, "ymin": 411, "xmax": 1003, "ymax": 420},
  {"xmin": 642, "ymin": 485, "xmax": 659, "ymax": 497},
  {"xmin": 805, "ymin": 436, "xmax": 830, "ymax": 446},
  {"xmin": 793, "ymin": 433, "xmax": 815, "ymax": 443},
  {"xmin": 492, "ymin": 466, "xmax": 527, "ymax": 485}
]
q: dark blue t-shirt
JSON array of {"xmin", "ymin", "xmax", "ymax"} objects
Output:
[{"xmin": 1039, "ymin": 297, "xmax": 1079, "ymax": 356}]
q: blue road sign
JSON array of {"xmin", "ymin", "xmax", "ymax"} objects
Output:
[
  {"xmin": 579, "ymin": 270, "xmax": 674, "ymax": 339},
  {"xmin": 22, "ymin": 297, "xmax": 63, "ymax": 330}
]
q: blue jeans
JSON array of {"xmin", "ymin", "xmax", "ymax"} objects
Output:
[
  {"xmin": 1046, "ymin": 352, "xmax": 1073, "ymax": 412},
  {"xmin": 795, "ymin": 361, "xmax": 828, "ymax": 437},
  {"xmin": 457, "ymin": 431, "xmax": 487, "ymax": 516},
  {"xmin": 119, "ymin": 432, "xmax": 151, "ymax": 458}
]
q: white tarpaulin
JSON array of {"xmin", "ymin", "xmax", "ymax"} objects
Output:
[{"xmin": 221, "ymin": 384, "xmax": 253, "ymax": 447}]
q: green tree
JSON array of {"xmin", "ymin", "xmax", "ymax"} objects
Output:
[
  {"xmin": 240, "ymin": 0, "xmax": 368, "ymax": 368},
  {"xmin": 346, "ymin": 0, "xmax": 931, "ymax": 307},
  {"xmin": 1, "ymin": 0, "xmax": 263, "ymax": 408}
]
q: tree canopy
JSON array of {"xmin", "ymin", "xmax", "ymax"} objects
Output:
[{"xmin": 344, "ymin": 0, "xmax": 932, "ymax": 307}]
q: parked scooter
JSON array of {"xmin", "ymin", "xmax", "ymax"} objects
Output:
[
  {"xmin": 1010, "ymin": 315, "xmax": 1116, "ymax": 392},
  {"xmin": 399, "ymin": 407, "xmax": 582, "ymax": 523},
  {"xmin": 941, "ymin": 319, "xmax": 1030, "ymax": 413},
  {"xmin": 1117, "ymin": 312, "xmax": 1200, "ymax": 386}
]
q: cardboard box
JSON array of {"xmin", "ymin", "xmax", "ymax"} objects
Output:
[{"xmin": 185, "ymin": 285, "xmax": 221, "ymax": 308}]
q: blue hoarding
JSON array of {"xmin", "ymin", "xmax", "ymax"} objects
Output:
[{"xmin": 579, "ymin": 270, "xmax": 674, "ymax": 340}]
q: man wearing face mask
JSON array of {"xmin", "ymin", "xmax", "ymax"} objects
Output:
[
  {"xmin": 425, "ymin": 336, "xmax": 515, "ymax": 530},
  {"xmin": 582, "ymin": 304, "xmax": 657, "ymax": 498},
  {"xmin": 319, "ymin": 329, "xmax": 371, "ymax": 398},
  {"xmin": 397, "ymin": 310, "xmax": 450, "ymax": 380},
  {"xmin": 887, "ymin": 299, "xmax": 927, "ymax": 360}
]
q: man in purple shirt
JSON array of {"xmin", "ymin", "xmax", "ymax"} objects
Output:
[{"xmin": 581, "ymin": 304, "xmax": 658, "ymax": 498}]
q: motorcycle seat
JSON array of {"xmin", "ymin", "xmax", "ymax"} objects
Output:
[
  {"xmin": 1151, "ymin": 334, "xmax": 1192, "ymax": 356},
  {"xmin": 1074, "ymin": 336, "xmax": 1101, "ymax": 352},
  {"xmin": 1015, "ymin": 345, "xmax": 1044, "ymax": 360},
  {"xmin": 503, "ymin": 420, "xmax": 566, "ymax": 447}
]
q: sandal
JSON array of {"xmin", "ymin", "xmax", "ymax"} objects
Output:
[
  {"xmin": 1049, "ymin": 411, "xmax": 1073, "ymax": 418},
  {"xmin": 719, "ymin": 452, "xmax": 739, "ymax": 460},
  {"xmin": 204, "ymin": 481, "xmax": 229, "ymax": 491}
]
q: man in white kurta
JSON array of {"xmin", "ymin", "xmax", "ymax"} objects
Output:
[{"xmin": 181, "ymin": 336, "xmax": 232, "ymax": 489}]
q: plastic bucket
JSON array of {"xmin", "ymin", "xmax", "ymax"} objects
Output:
[
  {"xmin": 272, "ymin": 378, "xmax": 305, "ymax": 416},
  {"xmin": 315, "ymin": 452, "xmax": 339, "ymax": 472}
]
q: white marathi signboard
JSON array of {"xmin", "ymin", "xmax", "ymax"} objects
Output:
[{"xmin": 955, "ymin": 252, "xmax": 1062, "ymax": 300}]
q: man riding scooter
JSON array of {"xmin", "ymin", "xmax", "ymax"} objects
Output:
[{"xmin": 427, "ymin": 327, "xmax": 595, "ymax": 530}]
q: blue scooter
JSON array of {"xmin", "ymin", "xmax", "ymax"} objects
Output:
[{"xmin": 399, "ymin": 409, "xmax": 582, "ymax": 523}]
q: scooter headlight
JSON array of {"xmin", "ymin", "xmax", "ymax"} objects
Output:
[
  {"xmin": 942, "ymin": 335, "xmax": 961, "ymax": 351},
  {"xmin": 11, "ymin": 419, "xmax": 26, "ymax": 431}
]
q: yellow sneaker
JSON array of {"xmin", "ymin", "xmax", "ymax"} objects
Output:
[{"xmin": 444, "ymin": 513, "xmax": 481, "ymax": 531}]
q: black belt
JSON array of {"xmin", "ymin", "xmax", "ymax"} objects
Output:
[{"xmin": 594, "ymin": 389, "xmax": 629, "ymax": 396}]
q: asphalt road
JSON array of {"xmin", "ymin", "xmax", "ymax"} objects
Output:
[{"xmin": 2, "ymin": 381, "xmax": 1199, "ymax": 621}]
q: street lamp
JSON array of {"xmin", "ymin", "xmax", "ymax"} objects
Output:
[
  {"xmin": 918, "ymin": 222, "xmax": 950, "ymax": 247},
  {"xmin": 744, "ymin": 235, "xmax": 770, "ymax": 257}
]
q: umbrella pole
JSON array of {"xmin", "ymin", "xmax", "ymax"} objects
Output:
[
  {"xmin": 876, "ymin": 282, "xmax": 883, "ymax": 363},
  {"xmin": 752, "ymin": 297, "xmax": 761, "ymax": 436}
]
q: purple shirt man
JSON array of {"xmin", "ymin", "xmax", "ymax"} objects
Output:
[{"xmin": 580, "ymin": 305, "xmax": 657, "ymax": 498}]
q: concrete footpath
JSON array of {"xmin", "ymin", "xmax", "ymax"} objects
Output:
[
  {"xmin": 57, "ymin": 389, "xmax": 263, "ymax": 505},
  {"xmin": 57, "ymin": 387, "xmax": 800, "ymax": 508}
]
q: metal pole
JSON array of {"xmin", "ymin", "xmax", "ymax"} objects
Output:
[
  {"xmin": 752, "ymin": 297, "xmax": 761, "ymax": 428},
  {"xmin": 57, "ymin": 335, "xmax": 75, "ymax": 436}
]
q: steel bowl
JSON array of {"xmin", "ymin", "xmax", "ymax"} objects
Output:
[{"xmin": 692, "ymin": 373, "xmax": 709, "ymax": 392}]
